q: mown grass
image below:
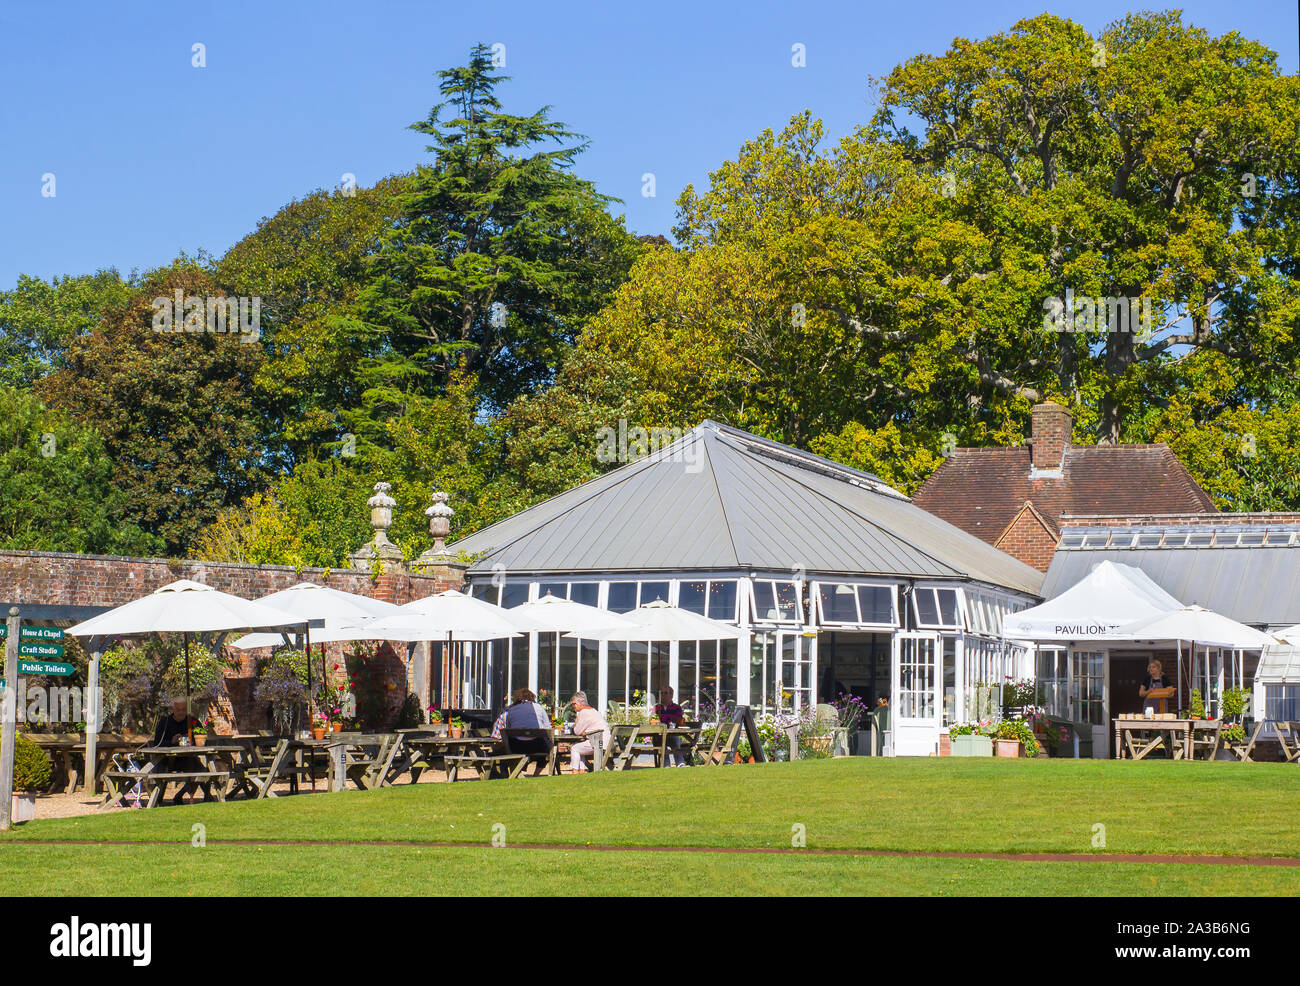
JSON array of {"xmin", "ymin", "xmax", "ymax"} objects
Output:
[
  {"xmin": 2, "ymin": 759, "xmax": 1297, "ymax": 895},
  {"xmin": 2, "ymin": 843, "xmax": 1297, "ymax": 897}
]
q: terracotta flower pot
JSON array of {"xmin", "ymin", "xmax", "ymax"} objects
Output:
[
  {"xmin": 331, "ymin": 722, "xmax": 342, "ymax": 733},
  {"xmin": 450, "ymin": 727, "xmax": 463, "ymax": 738},
  {"xmin": 312, "ymin": 728, "xmax": 325, "ymax": 740},
  {"xmin": 193, "ymin": 733, "xmax": 207, "ymax": 747},
  {"xmin": 994, "ymin": 738, "xmax": 1022, "ymax": 758}
]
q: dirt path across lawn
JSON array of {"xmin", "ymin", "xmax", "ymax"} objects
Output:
[{"xmin": 5, "ymin": 839, "xmax": 1299, "ymax": 866}]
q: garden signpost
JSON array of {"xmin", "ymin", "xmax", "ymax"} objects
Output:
[{"xmin": 1, "ymin": 608, "xmax": 19, "ymax": 830}]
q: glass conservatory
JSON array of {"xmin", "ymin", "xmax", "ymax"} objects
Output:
[{"xmin": 448, "ymin": 421, "xmax": 1043, "ymax": 755}]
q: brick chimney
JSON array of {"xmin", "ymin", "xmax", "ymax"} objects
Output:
[{"xmin": 1030, "ymin": 402, "xmax": 1071, "ymax": 473}]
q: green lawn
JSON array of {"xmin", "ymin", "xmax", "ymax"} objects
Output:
[{"xmin": 3, "ymin": 758, "xmax": 1297, "ymax": 895}]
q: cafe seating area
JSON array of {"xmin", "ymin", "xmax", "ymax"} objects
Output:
[{"xmin": 81, "ymin": 718, "xmax": 740, "ymax": 810}]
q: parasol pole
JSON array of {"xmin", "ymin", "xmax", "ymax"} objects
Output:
[
  {"xmin": 1176, "ymin": 639, "xmax": 1182, "ymax": 712},
  {"xmin": 184, "ymin": 631, "xmax": 193, "ymax": 743},
  {"xmin": 305, "ymin": 624, "xmax": 313, "ymax": 732}
]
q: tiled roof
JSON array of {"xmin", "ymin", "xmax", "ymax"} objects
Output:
[{"xmin": 913, "ymin": 443, "xmax": 1217, "ymax": 546}]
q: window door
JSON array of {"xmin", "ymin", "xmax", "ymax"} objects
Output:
[{"xmin": 892, "ymin": 632, "xmax": 941, "ymax": 756}]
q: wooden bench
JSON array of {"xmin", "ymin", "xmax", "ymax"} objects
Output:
[
  {"xmin": 445, "ymin": 751, "xmax": 530, "ymax": 781},
  {"xmin": 342, "ymin": 734, "xmax": 404, "ymax": 790},
  {"xmin": 227, "ymin": 739, "xmax": 301, "ymax": 799},
  {"xmin": 101, "ymin": 769, "xmax": 229, "ymax": 809},
  {"xmin": 697, "ymin": 722, "xmax": 742, "ymax": 765}
]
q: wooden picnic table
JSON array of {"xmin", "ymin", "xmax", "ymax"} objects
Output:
[
  {"xmin": 1113, "ymin": 718, "xmax": 1222, "ymax": 761},
  {"xmin": 28, "ymin": 736, "xmax": 137, "ymax": 793},
  {"xmin": 101, "ymin": 743, "xmax": 241, "ymax": 809},
  {"xmin": 401, "ymin": 734, "xmax": 498, "ymax": 782}
]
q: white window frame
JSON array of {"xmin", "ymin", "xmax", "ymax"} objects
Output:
[
  {"xmin": 912, "ymin": 585, "xmax": 964, "ymax": 630},
  {"xmin": 748, "ymin": 578, "xmax": 804, "ymax": 625},
  {"xmin": 813, "ymin": 580, "xmax": 898, "ymax": 629}
]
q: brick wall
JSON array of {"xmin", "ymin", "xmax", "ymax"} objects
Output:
[
  {"xmin": 0, "ymin": 550, "xmax": 464, "ymax": 609},
  {"xmin": 0, "ymin": 550, "xmax": 465, "ymax": 734},
  {"xmin": 994, "ymin": 511, "xmax": 1060, "ymax": 571}
]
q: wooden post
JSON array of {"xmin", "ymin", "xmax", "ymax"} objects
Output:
[
  {"xmin": 85, "ymin": 640, "xmax": 102, "ymax": 794},
  {"xmin": 1, "ymin": 607, "xmax": 21, "ymax": 830}
]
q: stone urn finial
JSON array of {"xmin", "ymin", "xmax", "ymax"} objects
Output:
[
  {"xmin": 424, "ymin": 490, "xmax": 454, "ymax": 555},
  {"xmin": 349, "ymin": 481, "xmax": 405, "ymax": 572},
  {"xmin": 368, "ymin": 482, "xmax": 397, "ymax": 539},
  {"xmin": 414, "ymin": 489, "xmax": 458, "ymax": 572}
]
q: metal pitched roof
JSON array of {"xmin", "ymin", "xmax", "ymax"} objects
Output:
[
  {"xmin": 453, "ymin": 422, "xmax": 1044, "ymax": 594},
  {"xmin": 1042, "ymin": 546, "xmax": 1300, "ymax": 627}
]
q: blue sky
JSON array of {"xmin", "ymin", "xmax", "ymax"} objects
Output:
[{"xmin": 1, "ymin": 0, "xmax": 1296, "ymax": 289}]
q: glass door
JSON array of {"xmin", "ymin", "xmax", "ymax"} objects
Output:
[
  {"xmin": 892, "ymin": 632, "xmax": 941, "ymax": 755},
  {"xmin": 776, "ymin": 630, "xmax": 816, "ymax": 711}
]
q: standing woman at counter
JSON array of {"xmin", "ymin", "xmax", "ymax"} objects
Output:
[{"xmin": 1138, "ymin": 659, "xmax": 1173, "ymax": 714}]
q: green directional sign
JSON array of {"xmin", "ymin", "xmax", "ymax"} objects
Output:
[
  {"xmin": 16, "ymin": 659, "xmax": 74, "ymax": 677},
  {"xmin": 0, "ymin": 625, "xmax": 65, "ymax": 641},
  {"xmin": 17, "ymin": 642, "xmax": 65, "ymax": 660}
]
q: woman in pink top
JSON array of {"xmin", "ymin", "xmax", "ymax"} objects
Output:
[{"xmin": 569, "ymin": 692, "xmax": 611, "ymax": 772}]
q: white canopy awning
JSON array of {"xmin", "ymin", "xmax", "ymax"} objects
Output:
[
  {"xmin": 1002, "ymin": 560, "xmax": 1182, "ymax": 642},
  {"xmin": 1113, "ymin": 605, "xmax": 1272, "ymax": 650},
  {"xmin": 67, "ymin": 579, "xmax": 304, "ymax": 637},
  {"xmin": 571, "ymin": 599, "xmax": 744, "ymax": 642}
]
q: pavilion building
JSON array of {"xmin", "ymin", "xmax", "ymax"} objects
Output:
[{"xmin": 452, "ymin": 420, "xmax": 1043, "ymax": 755}]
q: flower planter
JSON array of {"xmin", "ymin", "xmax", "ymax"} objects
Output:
[
  {"xmin": 951, "ymin": 734, "xmax": 993, "ymax": 757},
  {"xmin": 449, "ymin": 727, "xmax": 463, "ymax": 739},
  {"xmin": 11, "ymin": 794, "xmax": 35, "ymax": 824},
  {"xmin": 312, "ymin": 728, "xmax": 326, "ymax": 740},
  {"xmin": 803, "ymin": 736, "xmax": 833, "ymax": 756},
  {"xmin": 193, "ymin": 734, "xmax": 207, "ymax": 747},
  {"xmin": 330, "ymin": 722, "xmax": 342, "ymax": 733},
  {"xmin": 995, "ymin": 738, "xmax": 1022, "ymax": 758}
]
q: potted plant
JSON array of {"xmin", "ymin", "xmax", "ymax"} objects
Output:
[
  {"xmin": 311, "ymin": 715, "xmax": 326, "ymax": 741},
  {"xmin": 1217, "ymin": 687, "xmax": 1249, "ymax": 758},
  {"xmin": 191, "ymin": 719, "xmax": 209, "ymax": 747},
  {"xmin": 1189, "ymin": 690, "xmax": 1206, "ymax": 721},
  {"xmin": 12, "ymin": 734, "xmax": 52, "ymax": 823},
  {"xmin": 994, "ymin": 719, "xmax": 1040, "ymax": 758},
  {"xmin": 950, "ymin": 723, "xmax": 994, "ymax": 756},
  {"xmin": 449, "ymin": 716, "xmax": 466, "ymax": 739}
]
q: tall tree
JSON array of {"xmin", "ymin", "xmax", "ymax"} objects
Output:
[
  {"xmin": 0, "ymin": 386, "xmax": 159, "ymax": 555},
  {"xmin": 217, "ymin": 176, "xmax": 411, "ymax": 462},
  {"xmin": 39, "ymin": 262, "xmax": 275, "ymax": 554},
  {"xmin": 0, "ymin": 270, "xmax": 134, "ymax": 389},
  {"xmin": 349, "ymin": 43, "xmax": 639, "ymax": 434},
  {"xmin": 875, "ymin": 11, "xmax": 1300, "ymax": 442}
]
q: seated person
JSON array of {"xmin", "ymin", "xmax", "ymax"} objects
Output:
[
  {"xmin": 151, "ymin": 697, "xmax": 201, "ymax": 805},
  {"xmin": 501, "ymin": 689, "xmax": 554, "ymax": 772},
  {"xmin": 490, "ymin": 699, "xmax": 512, "ymax": 740},
  {"xmin": 568, "ymin": 692, "xmax": 611, "ymax": 773},
  {"xmin": 152, "ymin": 696, "xmax": 196, "ymax": 747},
  {"xmin": 654, "ymin": 686, "xmax": 688, "ymax": 766}
]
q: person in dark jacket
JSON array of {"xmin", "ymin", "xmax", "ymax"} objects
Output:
[
  {"xmin": 150, "ymin": 697, "xmax": 201, "ymax": 805},
  {"xmin": 501, "ymin": 689, "xmax": 553, "ymax": 774}
]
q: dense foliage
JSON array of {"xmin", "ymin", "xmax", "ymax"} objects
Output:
[{"xmin": 2, "ymin": 17, "xmax": 1298, "ymax": 564}]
